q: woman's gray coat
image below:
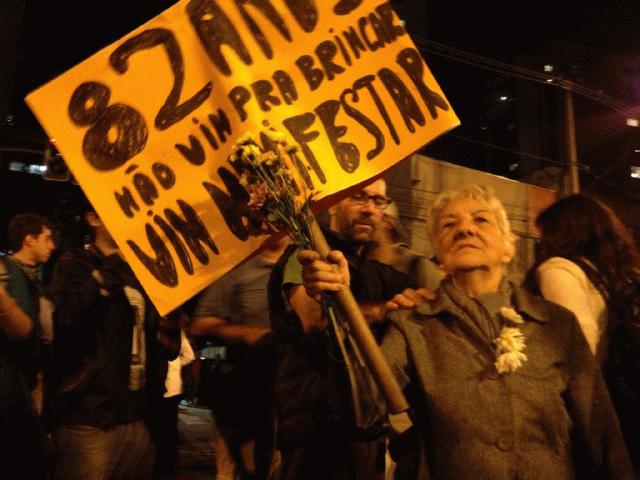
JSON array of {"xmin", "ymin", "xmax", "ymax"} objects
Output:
[{"xmin": 383, "ymin": 283, "xmax": 633, "ymax": 480}]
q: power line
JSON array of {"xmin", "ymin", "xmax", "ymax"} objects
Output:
[
  {"xmin": 408, "ymin": 36, "xmax": 640, "ymax": 201},
  {"xmin": 446, "ymin": 130, "xmax": 640, "ymax": 202},
  {"xmin": 412, "ymin": 36, "xmax": 635, "ymax": 117},
  {"xmin": 443, "ymin": 133, "xmax": 591, "ymax": 172}
]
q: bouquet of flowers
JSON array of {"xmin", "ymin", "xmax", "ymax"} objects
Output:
[
  {"xmin": 228, "ymin": 128, "xmax": 409, "ymax": 416},
  {"xmin": 229, "ymin": 129, "xmax": 315, "ymax": 246}
]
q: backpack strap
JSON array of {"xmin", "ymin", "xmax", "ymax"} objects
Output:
[
  {"xmin": 0, "ymin": 254, "xmax": 10, "ymax": 288},
  {"xmin": 568, "ymin": 257, "xmax": 610, "ymax": 302}
]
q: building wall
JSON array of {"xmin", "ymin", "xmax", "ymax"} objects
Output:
[{"xmin": 385, "ymin": 154, "xmax": 557, "ymax": 278}]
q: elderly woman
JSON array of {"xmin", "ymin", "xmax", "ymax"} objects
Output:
[{"xmin": 299, "ymin": 185, "xmax": 632, "ymax": 480}]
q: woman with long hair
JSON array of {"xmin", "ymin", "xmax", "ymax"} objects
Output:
[
  {"xmin": 529, "ymin": 194, "xmax": 640, "ymax": 355},
  {"xmin": 528, "ymin": 193, "xmax": 640, "ymax": 468}
]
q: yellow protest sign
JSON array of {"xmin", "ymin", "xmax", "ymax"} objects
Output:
[{"xmin": 26, "ymin": 0, "xmax": 459, "ymax": 315}]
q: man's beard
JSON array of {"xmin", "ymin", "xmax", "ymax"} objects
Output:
[{"xmin": 345, "ymin": 217, "xmax": 376, "ymax": 244}]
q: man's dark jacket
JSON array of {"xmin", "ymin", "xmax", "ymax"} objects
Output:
[
  {"xmin": 48, "ymin": 246, "xmax": 179, "ymax": 428},
  {"xmin": 269, "ymin": 230, "xmax": 409, "ymax": 446}
]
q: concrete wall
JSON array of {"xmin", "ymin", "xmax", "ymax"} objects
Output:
[{"xmin": 384, "ymin": 154, "xmax": 557, "ymax": 278}]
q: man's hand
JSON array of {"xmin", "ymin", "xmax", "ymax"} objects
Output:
[
  {"xmin": 298, "ymin": 249, "xmax": 350, "ymax": 302},
  {"xmin": 383, "ymin": 288, "xmax": 435, "ymax": 316}
]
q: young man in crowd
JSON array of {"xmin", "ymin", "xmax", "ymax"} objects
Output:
[
  {"xmin": 2, "ymin": 213, "xmax": 56, "ymax": 413},
  {"xmin": 48, "ymin": 204, "xmax": 180, "ymax": 480}
]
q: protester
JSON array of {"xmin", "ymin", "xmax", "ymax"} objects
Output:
[
  {"xmin": 2, "ymin": 213, "xmax": 56, "ymax": 414},
  {"xmin": 48, "ymin": 205, "xmax": 180, "ymax": 480},
  {"xmin": 527, "ymin": 193, "xmax": 640, "ymax": 469},
  {"xmin": 190, "ymin": 238, "xmax": 288, "ymax": 480},
  {"xmin": 301, "ymin": 185, "xmax": 633, "ymax": 479},
  {"xmin": 269, "ymin": 178, "xmax": 412, "ymax": 480}
]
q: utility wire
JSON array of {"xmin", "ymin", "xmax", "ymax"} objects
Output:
[
  {"xmin": 409, "ymin": 36, "xmax": 640, "ymax": 201},
  {"xmin": 443, "ymin": 133, "xmax": 591, "ymax": 171},
  {"xmin": 413, "ymin": 36, "xmax": 634, "ymax": 117}
]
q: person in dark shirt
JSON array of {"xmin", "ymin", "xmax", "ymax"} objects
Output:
[
  {"xmin": 48, "ymin": 207, "xmax": 179, "ymax": 480},
  {"xmin": 269, "ymin": 178, "xmax": 411, "ymax": 480}
]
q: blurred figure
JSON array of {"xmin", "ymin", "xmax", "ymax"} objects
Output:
[
  {"xmin": 527, "ymin": 193, "xmax": 640, "ymax": 468},
  {"xmin": 369, "ymin": 200, "xmax": 443, "ymax": 290},
  {"xmin": 49, "ymin": 206, "xmax": 180, "ymax": 480},
  {"xmin": 0, "ymin": 282, "xmax": 48, "ymax": 479},
  {"xmin": 149, "ymin": 327, "xmax": 195, "ymax": 479},
  {"xmin": 190, "ymin": 237, "xmax": 289, "ymax": 480}
]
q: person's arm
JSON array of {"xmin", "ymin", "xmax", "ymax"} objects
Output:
[
  {"xmin": 0, "ymin": 283, "xmax": 33, "ymax": 340},
  {"xmin": 288, "ymin": 283, "xmax": 327, "ymax": 333},
  {"xmin": 283, "ymin": 250, "xmax": 349, "ymax": 333},
  {"xmin": 294, "ymin": 249, "xmax": 350, "ymax": 333},
  {"xmin": 380, "ymin": 317, "xmax": 411, "ymax": 389},
  {"xmin": 50, "ymin": 250, "xmax": 128, "ymax": 328},
  {"xmin": 178, "ymin": 330, "xmax": 196, "ymax": 366},
  {"xmin": 190, "ymin": 315, "xmax": 270, "ymax": 345},
  {"xmin": 156, "ymin": 309, "xmax": 183, "ymax": 361},
  {"xmin": 359, "ymin": 290, "xmax": 433, "ymax": 325},
  {"xmin": 383, "ymin": 288, "xmax": 435, "ymax": 314},
  {"xmin": 537, "ymin": 262, "xmax": 600, "ymax": 354},
  {"xmin": 296, "ymin": 249, "xmax": 435, "ymax": 328}
]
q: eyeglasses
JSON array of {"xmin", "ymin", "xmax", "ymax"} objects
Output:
[{"xmin": 348, "ymin": 191, "xmax": 392, "ymax": 209}]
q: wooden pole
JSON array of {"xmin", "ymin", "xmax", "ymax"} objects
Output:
[
  {"xmin": 564, "ymin": 88, "xmax": 580, "ymax": 194},
  {"xmin": 309, "ymin": 219, "xmax": 409, "ymax": 414}
]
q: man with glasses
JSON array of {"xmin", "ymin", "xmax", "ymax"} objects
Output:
[
  {"xmin": 329, "ymin": 187, "xmax": 392, "ymax": 245},
  {"xmin": 269, "ymin": 178, "xmax": 410, "ymax": 480}
]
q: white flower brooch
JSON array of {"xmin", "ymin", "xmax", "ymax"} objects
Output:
[{"xmin": 494, "ymin": 307, "xmax": 527, "ymax": 374}]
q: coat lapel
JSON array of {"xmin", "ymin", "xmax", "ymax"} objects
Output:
[
  {"xmin": 414, "ymin": 280, "xmax": 550, "ymax": 361},
  {"xmin": 415, "ymin": 289, "xmax": 498, "ymax": 359}
]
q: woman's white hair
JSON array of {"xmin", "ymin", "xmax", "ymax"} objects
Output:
[{"xmin": 427, "ymin": 185, "xmax": 516, "ymax": 252}]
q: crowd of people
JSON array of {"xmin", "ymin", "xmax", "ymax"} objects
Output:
[{"xmin": 1, "ymin": 179, "xmax": 639, "ymax": 480}]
